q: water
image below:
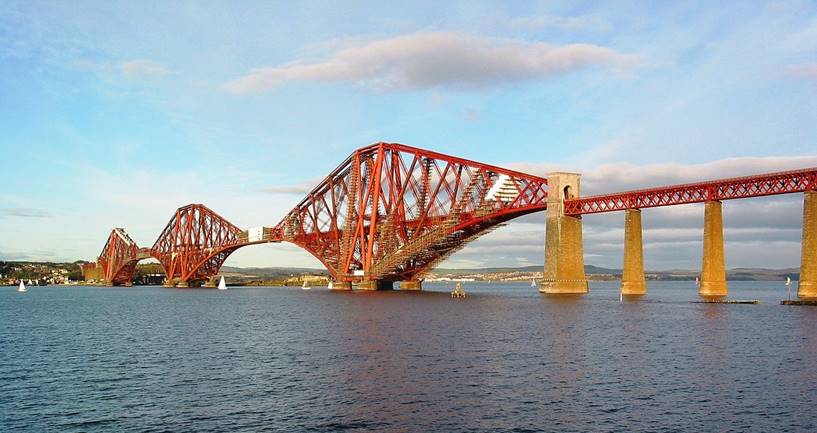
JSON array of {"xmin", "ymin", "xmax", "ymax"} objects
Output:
[{"xmin": 2, "ymin": 281, "xmax": 816, "ymax": 432}]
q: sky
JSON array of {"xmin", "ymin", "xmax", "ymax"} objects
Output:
[{"xmin": 1, "ymin": 1, "xmax": 816, "ymax": 271}]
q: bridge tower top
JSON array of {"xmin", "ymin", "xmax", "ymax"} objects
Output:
[{"xmin": 546, "ymin": 172, "xmax": 581, "ymax": 215}]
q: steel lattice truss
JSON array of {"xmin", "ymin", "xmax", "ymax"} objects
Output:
[
  {"xmin": 274, "ymin": 142, "xmax": 549, "ymax": 282},
  {"xmin": 151, "ymin": 204, "xmax": 245, "ymax": 283},
  {"xmin": 96, "ymin": 228, "xmax": 142, "ymax": 285},
  {"xmin": 564, "ymin": 167, "xmax": 817, "ymax": 215},
  {"xmin": 91, "ymin": 143, "xmax": 815, "ymax": 287}
]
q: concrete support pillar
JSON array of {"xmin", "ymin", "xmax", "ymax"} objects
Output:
[
  {"xmin": 329, "ymin": 281, "xmax": 353, "ymax": 290},
  {"xmin": 798, "ymin": 191, "xmax": 817, "ymax": 298},
  {"xmin": 621, "ymin": 209, "xmax": 647, "ymax": 295},
  {"xmin": 400, "ymin": 280, "xmax": 423, "ymax": 290},
  {"xmin": 357, "ymin": 280, "xmax": 394, "ymax": 290},
  {"xmin": 540, "ymin": 172, "xmax": 588, "ymax": 294},
  {"xmin": 700, "ymin": 200, "xmax": 728, "ymax": 298}
]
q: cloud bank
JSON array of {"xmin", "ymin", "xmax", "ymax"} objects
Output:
[
  {"xmin": 448, "ymin": 154, "xmax": 817, "ymax": 269},
  {"xmin": 225, "ymin": 32, "xmax": 639, "ymax": 93},
  {"xmin": 0, "ymin": 208, "xmax": 52, "ymax": 218},
  {"xmin": 509, "ymin": 14, "xmax": 612, "ymax": 33},
  {"xmin": 120, "ymin": 59, "xmax": 168, "ymax": 78},
  {"xmin": 262, "ymin": 179, "xmax": 322, "ymax": 195},
  {"xmin": 510, "ymin": 155, "xmax": 817, "ymax": 196},
  {"xmin": 788, "ymin": 63, "xmax": 817, "ymax": 82}
]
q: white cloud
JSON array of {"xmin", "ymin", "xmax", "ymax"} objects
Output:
[
  {"xmin": 224, "ymin": 32, "xmax": 639, "ymax": 93},
  {"xmin": 788, "ymin": 62, "xmax": 817, "ymax": 81},
  {"xmin": 510, "ymin": 155, "xmax": 817, "ymax": 196},
  {"xmin": 443, "ymin": 155, "xmax": 817, "ymax": 270},
  {"xmin": 262, "ymin": 177, "xmax": 325, "ymax": 195},
  {"xmin": 74, "ymin": 58, "xmax": 168, "ymax": 82},
  {"xmin": 509, "ymin": 14, "xmax": 612, "ymax": 33},
  {"xmin": 120, "ymin": 59, "xmax": 168, "ymax": 78},
  {"xmin": 0, "ymin": 207, "xmax": 52, "ymax": 218}
]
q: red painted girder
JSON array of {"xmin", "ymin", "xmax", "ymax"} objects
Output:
[
  {"xmin": 564, "ymin": 167, "xmax": 817, "ymax": 215},
  {"xmin": 288, "ymin": 142, "xmax": 548, "ymax": 210},
  {"xmin": 150, "ymin": 204, "xmax": 245, "ymax": 283},
  {"xmin": 274, "ymin": 142, "xmax": 549, "ymax": 282},
  {"xmin": 97, "ymin": 228, "xmax": 141, "ymax": 285}
]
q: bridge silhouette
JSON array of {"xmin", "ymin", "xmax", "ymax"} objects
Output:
[{"xmin": 82, "ymin": 142, "xmax": 817, "ymax": 298}]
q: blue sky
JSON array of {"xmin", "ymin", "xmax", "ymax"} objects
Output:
[{"xmin": 1, "ymin": 1, "xmax": 816, "ymax": 270}]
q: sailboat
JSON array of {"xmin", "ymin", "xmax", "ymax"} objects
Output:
[
  {"xmin": 217, "ymin": 276, "xmax": 227, "ymax": 291},
  {"xmin": 302, "ymin": 279, "xmax": 311, "ymax": 290},
  {"xmin": 786, "ymin": 276, "xmax": 793, "ymax": 301},
  {"xmin": 17, "ymin": 280, "xmax": 27, "ymax": 293},
  {"xmin": 530, "ymin": 278, "xmax": 537, "ymax": 288},
  {"xmin": 327, "ymin": 281, "xmax": 334, "ymax": 290}
]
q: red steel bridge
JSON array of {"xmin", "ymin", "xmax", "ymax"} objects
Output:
[{"xmin": 83, "ymin": 142, "xmax": 817, "ymax": 293}]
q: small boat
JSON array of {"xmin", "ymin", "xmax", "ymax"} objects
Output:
[
  {"xmin": 451, "ymin": 282, "xmax": 466, "ymax": 298},
  {"xmin": 27, "ymin": 279, "xmax": 33, "ymax": 286},
  {"xmin": 786, "ymin": 276, "xmax": 792, "ymax": 286},
  {"xmin": 302, "ymin": 279, "xmax": 311, "ymax": 290},
  {"xmin": 530, "ymin": 278, "xmax": 537, "ymax": 288},
  {"xmin": 217, "ymin": 276, "xmax": 227, "ymax": 291},
  {"xmin": 17, "ymin": 280, "xmax": 27, "ymax": 293},
  {"xmin": 328, "ymin": 281, "xmax": 334, "ymax": 290},
  {"xmin": 695, "ymin": 276, "xmax": 700, "ymax": 286}
]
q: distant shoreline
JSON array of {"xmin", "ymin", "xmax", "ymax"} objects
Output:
[{"xmin": 1, "ymin": 260, "xmax": 800, "ymax": 285}]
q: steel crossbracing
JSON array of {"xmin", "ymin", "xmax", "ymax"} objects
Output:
[
  {"xmin": 90, "ymin": 143, "xmax": 549, "ymax": 286},
  {"xmin": 564, "ymin": 167, "xmax": 817, "ymax": 216},
  {"xmin": 150, "ymin": 204, "xmax": 249, "ymax": 284},
  {"xmin": 90, "ymin": 142, "xmax": 816, "ymax": 287},
  {"xmin": 275, "ymin": 143, "xmax": 549, "ymax": 283},
  {"xmin": 96, "ymin": 228, "xmax": 143, "ymax": 285}
]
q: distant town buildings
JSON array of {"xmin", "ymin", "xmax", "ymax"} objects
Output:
[{"xmin": 0, "ymin": 261, "xmax": 86, "ymax": 285}]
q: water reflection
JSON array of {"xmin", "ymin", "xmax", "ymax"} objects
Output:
[{"xmin": 2, "ymin": 282, "xmax": 817, "ymax": 431}]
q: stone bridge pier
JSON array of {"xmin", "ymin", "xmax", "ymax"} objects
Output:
[
  {"xmin": 540, "ymin": 172, "xmax": 588, "ymax": 294},
  {"xmin": 799, "ymin": 191, "xmax": 817, "ymax": 298},
  {"xmin": 621, "ymin": 209, "xmax": 647, "ymax": 295}
]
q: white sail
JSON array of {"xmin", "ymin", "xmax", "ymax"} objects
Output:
[
  {"xmin": 530, "ymin": 278, "xmax": 536, "ymax": 288},
  {"xmin": 217, "ymin": 276, "xmax": 227, "ymax": 290},
  {"xmin": 18, "ymin": 280, "xmax": 27, "ymax": 292},
  {"xmin": 328, "ymin": 281, "xmax": 334, "ymax": 289},
  {"xmin": 786, "ymin": 276, "xmax": 792, "ymax": 286},
  {"xmin": 302, "ymin": 279, "xmax": 311, "ymax": 290}
]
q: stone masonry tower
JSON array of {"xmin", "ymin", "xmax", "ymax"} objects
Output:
[{"xmin": 540, "ymin": 172, "xmax": 588, "ymax": 294}]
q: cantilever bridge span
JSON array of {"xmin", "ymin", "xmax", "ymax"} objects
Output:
[
  {"xmin": 83, "ymin": 142, "xmax": 817, "ymax": 298},
  {"xmin": 84, "ymin": 142, "xmax": 549, "ymax": 288}
]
